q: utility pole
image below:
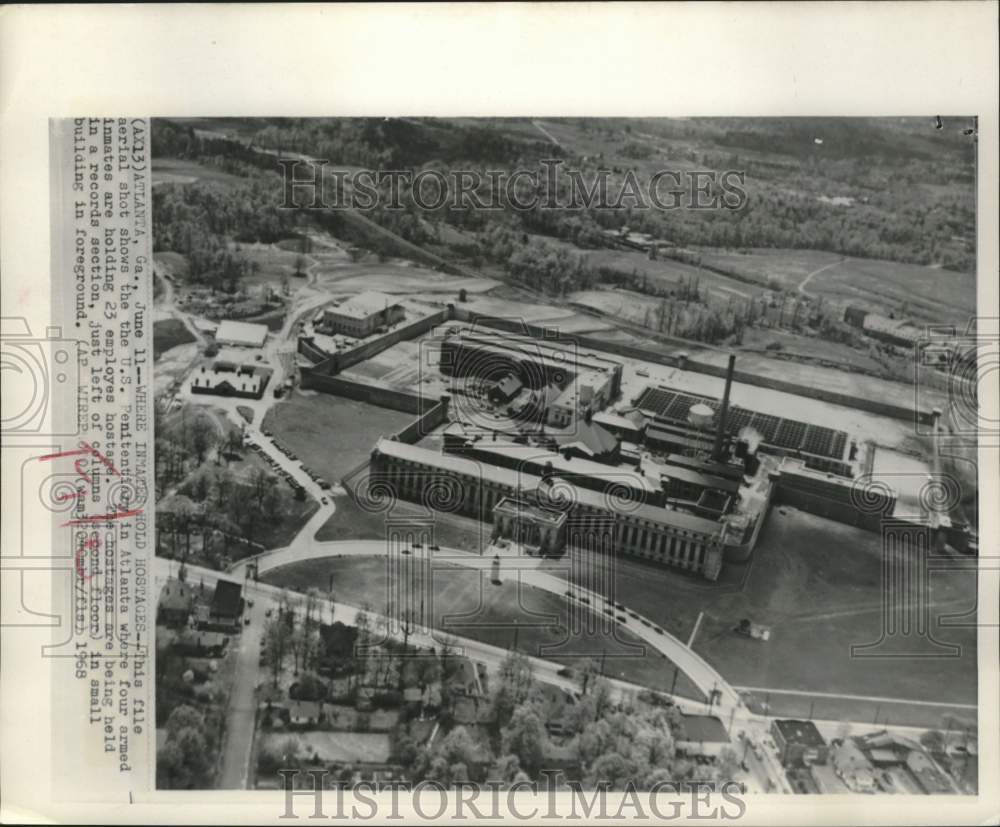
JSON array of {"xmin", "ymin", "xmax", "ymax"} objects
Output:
[{"xmin": 670, "ymin": 665, "xmax": 679, "ymax": 696}]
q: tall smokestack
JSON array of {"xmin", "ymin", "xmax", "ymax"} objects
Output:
[{"xmin": 713, "ymin": 354, "xmax": 736, "ymax": 461}]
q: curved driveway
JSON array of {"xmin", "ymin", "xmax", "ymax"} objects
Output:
[{"xmin": 228, "ymin": 538, "xmax": 745, "ymax": 713}]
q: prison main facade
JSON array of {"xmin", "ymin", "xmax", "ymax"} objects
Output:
[{"xmin": 369, "ymin": 438, "xmax": 729, "ymax": 580}]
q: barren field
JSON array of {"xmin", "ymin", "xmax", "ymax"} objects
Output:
[
  {"xmin": 697, "ymin": 248, "xmax": 975, "ymax": 323},
  {"xmin": 151, "ymin": 157, "xmax": 250, "ymax": 189}
]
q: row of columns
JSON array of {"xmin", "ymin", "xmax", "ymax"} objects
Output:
[{"xmin": 378, "ymin": 457, "xmax": 713, "ymax": 576}]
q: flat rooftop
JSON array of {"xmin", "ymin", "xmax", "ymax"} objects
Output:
[
  {"xmin": 679, "ymin": 714, "xmax": 730, "ymax": 744},
  {"xmin": 773, "ymin": 719, "xmax": 827, "ymax": 749},
  {"xmin": 374, "ymin": 439, "xmax": 726, "ymax": 537},
  {"xmin": 494, "ymin": 496, "xmax": 567, "ymax": 526},
  {"xmin": 454, "ymin": 438, "xmax": 659, "ymax": 495},
  {"xmin": 327, "ymin": 290, "xmax": 401, "ymax": 320},
  {"xmin": 636, "ymin": 385, "xmax": 849, "ymax": 461}
]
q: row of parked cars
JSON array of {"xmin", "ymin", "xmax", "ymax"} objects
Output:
[
  {"xmin": 247, "ymin": 429, "xmax": 335, "ymax": 504},
  {"xmin": 243, "ymin": 431, "xmax": 308, "ymax": 498}
]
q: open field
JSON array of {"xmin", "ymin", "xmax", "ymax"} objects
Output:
[
  {"xmin": 311, "ymin": 264, "xmax": 499, "ymax": 296},
  {"xmin": 585, "ymin": 248, "xmax": 759, "ymax": 301},
  {"xmin": 696, "ymin": 248, "xmax": 975, "ymax": 323},
  {"xmin": 259, "ymin": 731, "xmax": 390, "ymax": 764},
  {"xmin": 553, "ymin": 506, "xmax": 977, "ymax": 726},
  {"xmin": 261, "ymin": 555, "xmax": 706, "ymax": 700},
  {"xmin": 315, "ymin": 481, "xmax": 493, "ymax": 551},
  {"xmin": 154, "ymin": 251, "xmax": 191, "ymax": 280},
  {"xmin": 152, "ymin": 157, "xmax": 251, "ymax": 189},
  {"xmin": 153, "ymin": 319, "xmax": 197, "ymax": 360},
  {"xmin": 261, "ymin": 391, "xmax": 415, "ymax": 483}
]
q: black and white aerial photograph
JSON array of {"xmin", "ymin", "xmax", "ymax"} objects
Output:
[{"xmin": 149, "ymin": 116, "xmax": 980, "ymax": 797}]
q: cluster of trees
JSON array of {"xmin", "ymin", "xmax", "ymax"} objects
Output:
[
  {"xmin": 157, "ymin": 704, "xmax": 222, "ymax": 789},
  {"xmin": 155, "ymin": 409, "xmax": 296, "ymax": 566},
  {"xmin": 153, "ymin": 180, "xmax": 297, "ymax": 290},
  {"xmin": 392, "ymin": 651, "xmax": 740, "ymax": 790},
  {"xmin": 261, "ymin": 589, "xmax": 330, "ymax": 688}
]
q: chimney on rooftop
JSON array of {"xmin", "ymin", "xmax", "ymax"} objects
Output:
[{"xmin": 712, "ymin": 354, "xmax": 736, "ymax": 462}]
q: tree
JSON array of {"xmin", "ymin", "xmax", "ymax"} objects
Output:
[
  {"xmin": 437, "ymin": 726, "xmax": 483, "ymax": 780},
  {"xmin": 249, "ymin": 467, "xmax": 275, "ymax": 513},
  {"xmin": 189, "ymin": 415, "xmax": 215, "ymax": 464},
  {"xmin": 490, "ymin": 651, "xmax": 535, "ymax": 731},
  {"xmin": 264, "ymin": 613, "xmax": 292, "ymax": 686},
  {"xmin": 500, "ymin": 705, "xmax": 547, "ymax": 777},
  {"xmin": 587, "ymin": 751, "xmax": 633, "ymax": 790},
  {"xmin": 158, "ymin": 705, "xmax": 213, "ymax": 789},
  {"xmin": 213, "ymin": 468, "xmax": 234, "ymax": 508},
  {"xmin": 487, "ymin": 753, "xmax": 523, "ymax": 786},
  {"xmin": 713, "ymin": 746, "xmax": 741, "ymax": 784}
]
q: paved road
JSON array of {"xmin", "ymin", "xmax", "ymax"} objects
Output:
[
  {"xmin": 155, "ymin": 558, "xmax": 727, "ymax": 789},
  {"xmin": 158, "ymin": 555, "xmax": 951, "ymax": 794},
  {"xmin": 228, "ymin": 538, "xmax": 745, "ymax": 713},
  {"xmin": 216, "ymin": 600, "xmax": 264, "ymax": 789}
]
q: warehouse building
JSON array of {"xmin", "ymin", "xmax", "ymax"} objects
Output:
[{"xmin": 215, "ymin": 320, "xmax": 269, "ymax": 348}]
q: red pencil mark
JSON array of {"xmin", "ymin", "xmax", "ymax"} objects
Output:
[
  {"xmin": 53, "ymin": 488, "xmax": 84, "ymax": 503},
  {"xmin": 64, "ymin": 507, "xmax": 144, "ymax": 526},
  {"xmin": 39, "ymin": 441, "xmax": 121, "ymax": 476},
  {"xmin": 34, "ymin": 441, "xmax": 141, "ymax": 582}
]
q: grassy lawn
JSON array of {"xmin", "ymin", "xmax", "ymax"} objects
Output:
[
  {"xmin": 154, "ymin": 319, "xmax": 196, "ymax": 360},
  {"xmin": 309, "ymin": 476, "xmax": 977, "ymax": 722},
  {"xmin": 261, "ymin": 391, "xmax": 415, "ymax": 484},
  {"xmin": 696, "ymin": 248, "xmax": 975, "ymax": 323},
  {"xmin": 315, "ymin": 486, "xmax": 491, "ymax": 553},
  {"xmin": 552, "ymin": 507, "xmax": 977, "ymax": 726},
  {"xmin": 152, "ymin": 158, "xmax": 250, "ymax": 189},
  {"xmin": 261, "ymin": 556, "xmax": 705, "ymax": 701}
]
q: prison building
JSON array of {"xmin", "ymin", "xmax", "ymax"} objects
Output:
[
  {"xmin": 771, "ymin": 457, "xmax": 895, "ymax": 531},
  {"xmin": 442, "ymin": 435, "xmax": 662, "ymax": 507},
  {"xmin": 592, "ymin": 410, "xmax": 646, "ymax": 442},
  {"xmin": 369, "ymin": 438, "xmax": 727, "ymax": 579},
  {"xmin": 487, "ymin": 373, "xmax": 524, "ymax": 404},
  {"xmin": 547, "ymin": 417, "xmax": 621, "ymax": 464},
  {"xmin": 660, "ymin": 464, "xmax": 741, "ymax": 518},
  {"xmin": 440, "ymin": 326, "xmax": 623, "ymax": 425},
  {"xmin": 635, "ymin": 385, "xmax": 850, "ymax": 465},
  {"xmin": 492, "ymin": 497, "xmax": 567, "ymax": 556},
  {"xmin": 321, "ymin": 291, "xmax": 405, "ymax": 338}
]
